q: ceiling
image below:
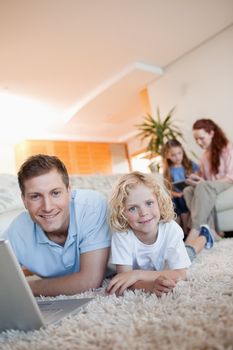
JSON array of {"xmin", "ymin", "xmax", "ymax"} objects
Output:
[{"xmin": 1, "ymin": 0, "xmax": 233, "ymax": 142}]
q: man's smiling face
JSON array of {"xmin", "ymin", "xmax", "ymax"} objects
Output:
[{"xmin": 22, "ymin": 169, "xmax": 71, "ymax": 236}]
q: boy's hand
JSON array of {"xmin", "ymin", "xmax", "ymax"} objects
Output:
[
  {"xmin": 149, "ymin": 275, "xmax": 176, "ymax": 297},
  {"xmin": 106, "ymin": 270, "xmax": 139, "ymax": 296}
]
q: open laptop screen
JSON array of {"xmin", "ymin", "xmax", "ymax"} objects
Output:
[{"xmin": 0, "ymin": 240, "xmax": 93, "ymax": 332}]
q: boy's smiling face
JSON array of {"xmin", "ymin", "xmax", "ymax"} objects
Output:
[{"xmin": 124, "ymin": 183, "xmax": 161, "ymax": 244}]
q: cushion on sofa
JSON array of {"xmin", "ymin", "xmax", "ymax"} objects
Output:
[
  {"xmin": 0, "ymin": 208, "xmax": 25, "ymax": 236},
  {"xmin": 69, "ymin": 174, "xmax": 121, "ymax": 198},
  {"xmin": 0, "ymin": 174, "xmax": 24, "ymax": 214}
]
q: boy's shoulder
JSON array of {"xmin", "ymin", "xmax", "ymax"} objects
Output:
[
  {"xmin": 160, "ymin": 220, "xmax": 180, "ymax": 228},
  {"xmin": 159, "ymin": 220, "xmax": 184, "ymax": 238}
]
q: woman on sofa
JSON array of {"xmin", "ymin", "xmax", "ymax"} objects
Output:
[{"xmin": 184, "ymin": 118, "xmax": 233, "ymax": 242}]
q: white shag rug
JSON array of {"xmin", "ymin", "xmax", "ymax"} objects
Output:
[{"xmin": 1, "ymin": 239, "xmax": 233, "ymax": 350}]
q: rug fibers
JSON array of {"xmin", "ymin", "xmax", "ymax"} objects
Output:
[{"xmin": 0, "ymin": 239, "xmax": 233, "ymax": 350}]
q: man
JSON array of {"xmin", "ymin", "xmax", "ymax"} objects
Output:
[{"xmin": 4, "ymin": 154, "xmax": 111, "ymax": 297}]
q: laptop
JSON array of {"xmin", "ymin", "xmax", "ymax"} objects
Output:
[{"xmin": 0, "ymin": 240, "xmax": 93, "ymax": 332}]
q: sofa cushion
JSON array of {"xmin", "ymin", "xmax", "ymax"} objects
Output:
[
  {"xmin": 0, "ymin": 174, "xmax": 24, "ymax": 214},
  {"xmin": 0, "ymin": 208, "xmax": 25, "ymax": 237},
  {"xmin": 69, "ymin": 174, "xmax": 121, "ymax": 198}
]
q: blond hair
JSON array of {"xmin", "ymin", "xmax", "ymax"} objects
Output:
[{"xmin": 109, "ymin": 171, "xmax": 175, "ymax": 232}]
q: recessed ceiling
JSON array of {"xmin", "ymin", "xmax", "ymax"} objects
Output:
[{"xmin": 0, "ymin": 0, "xmax": 233, "ymax": 141}]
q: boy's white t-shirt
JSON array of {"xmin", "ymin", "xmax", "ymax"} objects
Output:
[{"xmin": 110, "ymin": 220, "xmax": 191, "ymax": 271}]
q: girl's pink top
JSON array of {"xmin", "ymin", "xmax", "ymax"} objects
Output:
[{"xmin": 200, "ymin": 142, "xmax": 233, "ymax": 183}]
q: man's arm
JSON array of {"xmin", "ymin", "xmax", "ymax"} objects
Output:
[{"xmin": 28, "ymin": 247, "xmax": 109, "ymax": 296}]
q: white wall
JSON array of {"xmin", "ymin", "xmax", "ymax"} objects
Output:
[
  {"xmin": 147, "ymin": 25, "xmax": 233, "ymax": 159},
  {"xmin": 2, "ymin": 26, "xmax": 233, "ymax": 172},
  {"xmin": 127, "ymin": 25, "xmax": 233, "ymax": 159}
]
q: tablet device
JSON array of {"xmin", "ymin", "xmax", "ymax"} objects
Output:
[{"xmin": 172, "ymin": 180, "xmax": 188, "ymax": 191}]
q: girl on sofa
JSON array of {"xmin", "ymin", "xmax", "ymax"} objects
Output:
[
  {"xmin": 184, "ymin": 118, "xmax": 233, "ymax": 241},
  {"xmin": 106, "ymin": 171, "xmax": 212, "ymax": 297},
  {"xmin": 162, "ymin": 139, "xmax": 199, "ymax": 235}
]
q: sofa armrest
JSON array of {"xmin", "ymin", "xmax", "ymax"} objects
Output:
[{"xmin": 215, "ymin": 186, "xmax": 233, "ymax": 212}]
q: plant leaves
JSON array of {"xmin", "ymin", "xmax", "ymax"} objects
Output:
[{"xmin": 135, "ymin": 106, "xmax": 184, "ymax": 155}]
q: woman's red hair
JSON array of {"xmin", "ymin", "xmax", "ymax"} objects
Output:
[{"xmin": 193, "ymin": 119, "xmax": 228, "ymax": 174}]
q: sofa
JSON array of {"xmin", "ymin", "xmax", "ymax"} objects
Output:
[
  {"xmin": 0, "ymin": 173, "xmax": 119, "ymax": 237},
  {"xmin": 0, "ymin": 173, "xmax": 233, "ymax": 237}
]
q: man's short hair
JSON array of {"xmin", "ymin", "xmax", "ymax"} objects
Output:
[{"xmin": 17, "ymin": 154, "xmax": 69, "ymax": 194}]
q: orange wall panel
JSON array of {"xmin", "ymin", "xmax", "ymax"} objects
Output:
[{"xmin": 15, "ymin": 140, "xmax": 117, "ymax": 174}]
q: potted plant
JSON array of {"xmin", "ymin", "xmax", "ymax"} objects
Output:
[{"xmin": 136, "ymin": 106, "xmax": 184, "ymax": 171}]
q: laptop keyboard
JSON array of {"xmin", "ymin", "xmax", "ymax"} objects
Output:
[
  {"xmin": 36, "ymin": 298, "xmax": 93, "ymax": 324},
  {"xmin": 38, "ymin": 301, "xmax": 66, "ymax": 323},
  {"xmin": 38, "ymin": 302, "xmax": 63, "ymax": 311}
]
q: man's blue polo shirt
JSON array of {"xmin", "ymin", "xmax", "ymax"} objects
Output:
[{"xmin": 4, "ymin": 189, "xmax": 111, "ymax": 277}]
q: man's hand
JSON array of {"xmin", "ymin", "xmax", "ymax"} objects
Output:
[
  {"xmin": 106, "ymin": 270, "xmax": 140, "ymax": 296},
  {"xmin": 22, "ymin": 267, "xmax": 34, "ymax": 277}
]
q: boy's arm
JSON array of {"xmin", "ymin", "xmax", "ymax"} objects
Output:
[
  {"xmin": 28, "ymin": 247, "xmax": 109, "ymax": 296},
  {"xmin": 130, "ymin": 276, "xmax": 176, "ymax": 297},
  {"xmin": 107, "ymin": 265, "xmax": 187, "ymax": 295}
]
